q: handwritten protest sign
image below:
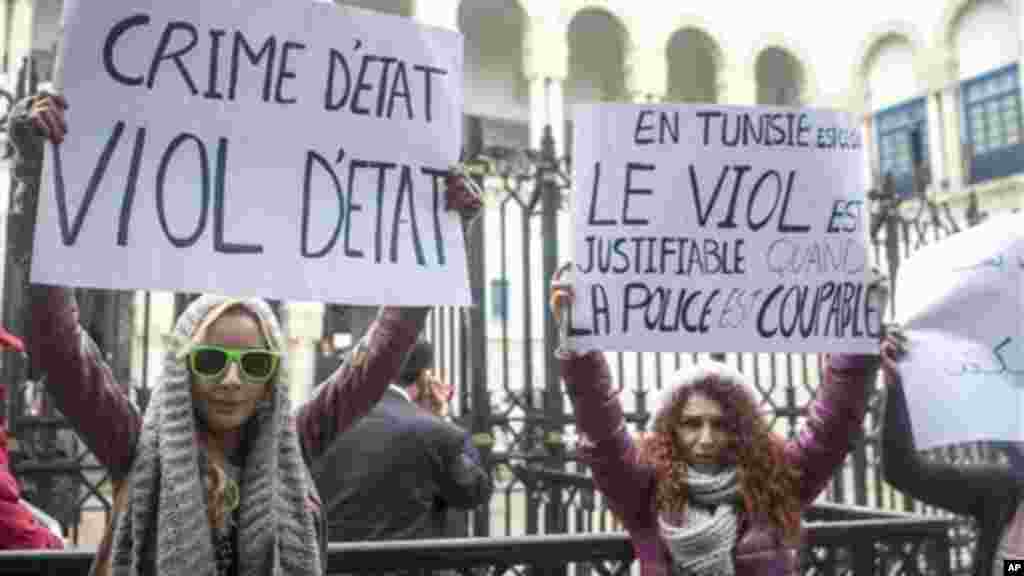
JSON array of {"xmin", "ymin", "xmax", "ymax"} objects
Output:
[
  {"xmin": 31, "ymin": 0, "xmax": 470, "ymax": 306},
  {"xmin": 567, "ymin": 104, "xmax": 878, "ymax": 353},
  {"xmin": 894, "ymin": 213, "xmax": 1024, "ymax": 449}
]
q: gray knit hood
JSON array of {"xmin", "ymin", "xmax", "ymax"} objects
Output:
[{"xmin": 109, "ymin": 295, "xmax": 322, "ymax": 576}]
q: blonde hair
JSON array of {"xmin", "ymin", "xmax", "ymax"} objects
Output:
[
  {"xmin": 205, "ymin": 458, "xmax": 231, "ymax": 531},
  {"xmin": 190, "ymin": 302, "xmax": 275, "ymax": 533}
]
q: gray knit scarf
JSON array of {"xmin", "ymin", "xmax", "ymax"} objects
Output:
[
  {"xmin": 660, "ymin": 467, "xmax": 740, "ymax": 576},
  {"xmin": 109, "ymin": 295, "xmax": 322, "ymax": 576}
]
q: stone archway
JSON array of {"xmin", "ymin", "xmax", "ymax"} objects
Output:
[
  {"xmin": 948, "ymin": 0, "xmax": 1019, "ymax": 79},
  {"xmin": 862, "ymin": 35, "xmax": 917, "ymax": 111}
]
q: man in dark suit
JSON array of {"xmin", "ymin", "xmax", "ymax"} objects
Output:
[{"xmin": 312, "ymin": 340, "xmax": 491, "ymax": 543}]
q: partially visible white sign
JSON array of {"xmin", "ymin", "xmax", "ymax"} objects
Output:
[{"xmin": 895, "ymin": 213, "xmax": 1024, "ymax": 449}]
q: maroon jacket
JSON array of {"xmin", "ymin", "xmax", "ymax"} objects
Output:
[
  {"xmin": 28, "ymin": 286, "xmax": 426, "ymax": 560},
  {"xmin": 560, "ymin": 352, "xmax": 879, "ymax": 576},
  {"xmin": 0, "ymin": 428, "xmax": 64, "ymax": 550},
  {"xmin": 0, "ymin": 329, "xmax": 62, "ymax": 550}
]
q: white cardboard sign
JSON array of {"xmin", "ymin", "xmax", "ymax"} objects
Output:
[
  {"xmin": 31, "ymin": 0, "xmax": 470, "ymax": 306},
  {"xmin": 894, "ymin": 213, "xmax": 1024, "ymax": 449},
  {"xmin": 568, "ymin": 104, "xmax": 877, "ymax": 353}
]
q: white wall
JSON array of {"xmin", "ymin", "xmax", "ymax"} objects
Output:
[
  {"xmin": 866, "ymin": 38, "xmax": 918, "ymax": 111},
  {"xmin": 30, "ymin": 0, "xmax": 60, "ymax": 53},
  {"xmin": 955, "ymin": 0, "xmax": 1019, "ymax": 79}
]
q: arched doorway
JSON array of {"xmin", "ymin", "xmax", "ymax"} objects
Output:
[
  {"xmin": 755, "ymin": 47, "xmax": 804, "ymax": 106},
  {"xmin": 666, "ymin": 28, "xmax": 720, "ymax": 103}
]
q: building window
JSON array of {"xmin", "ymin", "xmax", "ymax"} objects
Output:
[
  {"xmin": 874, "ymin": 98, "xmax": 928, "ymax": 198},
  {"xmin": 490, "ymin": 278, "xmax": 509, "ymax": 321},
  {"xmin": 962, "ymin": 63, "xmax": 1024, "ymax": 184}
]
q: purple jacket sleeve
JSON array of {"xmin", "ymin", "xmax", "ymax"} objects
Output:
[
  {"xmin": 295, "ymin": 306, "xmax": 428, "ymax": 464},
  {"xmin": 788, "ymin": 353, "xmax": 880, "ymax": 506},
  {"xmin": 29, "ymin": 286, "xmax": 141, "ymax": 480},
  {"xmin": 561, "ymin": 351, "xmax": 656, "ymax": 534}
]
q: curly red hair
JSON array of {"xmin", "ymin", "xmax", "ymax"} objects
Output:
[{"xmin": 638, "ymin": 365, "xmax": 801, "ymax": 543}]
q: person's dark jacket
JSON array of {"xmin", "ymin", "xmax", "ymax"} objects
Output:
[
  {"xmin": 882, "ymin": 368, "xmax": 1023, "ymax": 576},
  {"xmin": 312, "ymin": 387, "xmax": 491, "ymax": 542}
]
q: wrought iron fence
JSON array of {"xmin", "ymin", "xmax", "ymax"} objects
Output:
[{"xmin": 0, "ymin": 512, "xmax": 962, "ymax": 576}]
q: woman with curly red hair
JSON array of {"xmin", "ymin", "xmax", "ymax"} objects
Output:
[{"xmin": 550, "ymin": 285, "xmax": 885, "ymax": 575}]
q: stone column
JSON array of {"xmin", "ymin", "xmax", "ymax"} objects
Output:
[
  {"xmin": 285, "ymin": 302, "xmax": 326, "ymax": 403},
  {"xmin": 8, "ymin": 0, "xmax": 34, "ymax": 80},
  {"xmin": 547, "ymin": 77, "xmax": 566, "ymax": 155},
  {"xmin": 941, "ymin": 55, "xmax": 965, "ymax": 188},
  {"xmin": 528, "ymin": 74, "xmax": 546, "ymax": 149},
  {"xmin": 926, "ymin": 91, "xmax": 947, "ymax": 190}
]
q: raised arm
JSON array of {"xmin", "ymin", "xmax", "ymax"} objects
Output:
[
  {"xmin": 788, "ymin": 353, "xmax": 879, "ymax": 505},
  {"xmin": 295, "ymin": 306, "xmax": 428, "ymax": 463},
  {"xmin": 8, "ymin": 94, "xmax": 139, "ymax": 479},
  {"xmin": 561, "ymin": 351, "xmax": 655, "ymax": 532},
  {"xmin": 295, "ymin": 172, "xmax": 480, "ymax": 463},
  {"xmin": 29, "ymin": 289, "xmax": 141, "ymax": 478},
  {"xmin": 881, "ymin": 366, "xmax": 1013, "ymax": 516}
]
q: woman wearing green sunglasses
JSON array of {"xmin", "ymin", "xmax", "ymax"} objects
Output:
[{"xmin": 13, "ymin": 93, "xmax": 482, "ymax": 576}]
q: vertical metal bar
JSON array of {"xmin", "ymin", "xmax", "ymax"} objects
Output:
[
  {"xmin": 447, "ymin": 307, "xmax": 456, "ymax": 391},
  {"xmin": 540, "ymin": 126, "xmax": 566, "ymax": 547},
  {"xmin": 462, "ymin": 131, "xmax": 491, "ymax": 536},
  {"xmin": 500, "ymin": 201, "xmax": 510, "ymax": 397},
  {"xmin": 142, "ymin": 291, "xmax": 150, "ymax": 398},
  {"xmin": 437, "ymin": 307, "xmax": 446, "ymax": 382},
  {"xmin": 498, "ymin": 194, "xmax": 511, "ymax": 541},
  {"xmin": 615, "ymin": 352, "xmax": 624, "ymax": 396},
  {"xmin": 521, "ymin": 197, "xmax": 537, "ymax": 536}
]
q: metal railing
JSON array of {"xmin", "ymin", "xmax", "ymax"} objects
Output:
[{"xmin": 0, "ymin": 507, "xmax": 961, "ymax": 576}]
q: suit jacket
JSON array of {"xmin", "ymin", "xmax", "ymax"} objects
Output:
[{"xmin": 313, "ymin": 387, "xmax": 492, "ymax": 542}]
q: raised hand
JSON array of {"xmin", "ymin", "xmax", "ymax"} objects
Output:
[
  {"xmin": 868, "ymin": 267, "xmax": 891, "ymax": 336},
  {"xmin": 549, "ymin": 262, "xmax": 577, "ymax": 359},
  {"xmin": 550, "ymin": 284, "xmax": 574, "ymax": 327},
  {"xmin": 880, "ymin": 325, "xmax": 907, "ymax": 381},
  {"xmin": 28, "ymin": 94, "xmax": 68, "ymax": 145},
  {"xmin": 444, "ymin": 170, "xmax": 483, "ymax": 218},
  {"xmin": 426, "ymin": 372, "xmax": 452, "ymax": 418}
]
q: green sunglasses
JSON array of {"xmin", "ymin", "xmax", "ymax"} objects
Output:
[{"xmin": 188, "ymin": 345, "xmax": 280, "ymax": 384}]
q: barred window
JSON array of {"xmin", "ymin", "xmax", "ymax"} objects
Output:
[
  {"xmin": 962, "ymin": 63, "xmax": 1024, "ymax": 184},
  {"xmin": 874, "ymin": 98, "xmax": 928, "ymax": 198}
]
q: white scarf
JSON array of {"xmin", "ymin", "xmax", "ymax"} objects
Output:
[{"xmin": 660, "ymin": 467, "xmax": 740, "ymax": 576}]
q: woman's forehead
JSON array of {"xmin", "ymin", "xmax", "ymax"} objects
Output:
[
  {"xmin": 681, "ymin": 392, "xmax": 723, "ymax": 416},
  {"xmin": 202, "ymin": 309, "xmax": 267, "ymax": 347},
  {"xmin": 187, "ymin": 298, "xmax": 278, "ymax": 348}
]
